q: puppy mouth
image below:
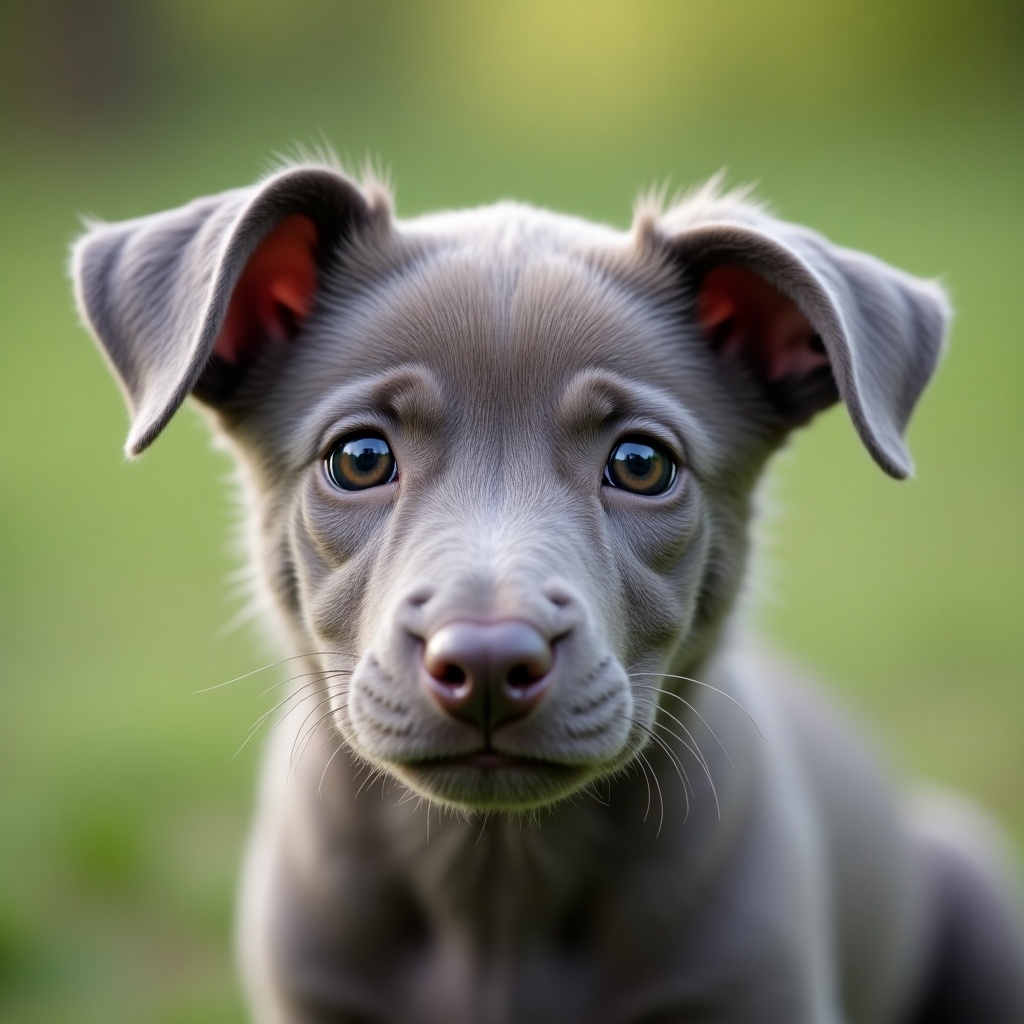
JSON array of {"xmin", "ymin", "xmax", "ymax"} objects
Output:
[
  {"xmin": 393, "ymin": 748, "xmax": 593, "ymax": 810},
  {"xmin": 346, "ymin": 648, "xmax": 633, "ymax": 808},
  {"xmin": 408, "ymin": 748, "xmax": 562, "ymax": 771}
]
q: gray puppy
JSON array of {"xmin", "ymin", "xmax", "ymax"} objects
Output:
[{"xmin": 72, "ymin": 163, "xmax": 1024, "ymax": 1023}]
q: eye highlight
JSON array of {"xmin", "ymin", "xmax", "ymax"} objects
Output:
[
  {"xmin": 604, "ymin": 436, "xmax": 677, "ymax": 496},
  {"xmin": 325, "ymin": 434, "xmax": 397, "ymax": 491}
]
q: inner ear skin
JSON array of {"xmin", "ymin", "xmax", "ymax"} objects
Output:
[
  {"xmin": 697, "ymin": 264, "xmax": 838, "ymax": 422},
  {"xmin": 218, "ymin": 214, "xmax": 319, "ymax": 361},
  {"xmin": 195, "ymin": 214, "xmax": 319, "ymax": 402}
]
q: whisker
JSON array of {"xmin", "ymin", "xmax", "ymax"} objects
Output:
[
  {"xmin": 195, "ymin": 651, "xmax": 355, "ymax": 693},
  {"xmin": 635, "ymin": 749, "xmax": 665, "ymax": 839},
  {"xmin": 632, "ymin": 696, "xmax": 722, "ymax": 819},
  {"xmin": 635, "ymin": 718, "xmax": 691, "ymax": 793},
  {"xmin": 629, "ymin": 671, "xmax": 765, "ymax": 740},
  {"xmin": 352, "ymin": 765, "xmax": 371, "ymax": 799},
  {"xmin": 317, "ymin": 740, "xmax": 348, "ymax": 803},
  {"xmin": 350, "ymin": 760, "xmax": 371, "ymax": 792},
  {"xmin": 355, "ymin": 766, "xmax": 385, "ymax": 800},
  {"xmin": 290, "ymin": 689, "xmax": 351, "ymax": 765},
  {"xmin": 255, "ymin": 667, "xmax": 352, "ymax": 701},
  {"xmin": 636, "ymin": 754, "xmax": 653, "ymax": 823},
  {"xmin": 247, "ymin": 671, "xmax": 350, "ymax": 720},
  {"xmin": 315, "ymin": 722, "xmax": 345, "ymax": 755},
  {"xmin": 634, "ymin": 694, "xmax": 721, "ymax": 820},
  {"xmin": 640, "ymin": 725, "xmax": 692, "ymax": 823},
  {"xmin": 634, "ymin": 683, "xmax": 735, "ymax": 767},
  {"xmin": 234, "ymin": 674, "xmax": 347, "ymax": 759},
  {"xmin": 632, "ymin": 693, "xmax": 715, "ymax": 782},
  {"xmin": 292, "ymin": 697, "xmax": 351, "ymax": 771},
  {"xmin": 651, "ymin": 720, "xmax": 720, "ymax": 821},
  {"xmin": 234, "ymin": 685, "xmax": 329, "ymax": 759},
  {"xmin": 280, "ymin": 693, "xmax": 347, "ymax": 761},
  {"xmin": 475, "ymin": 813, "xmax": 489, "ymax": 845},
  {"xmin": 289, "ymin": 711, "xmax": 341, "ymax": 776}
]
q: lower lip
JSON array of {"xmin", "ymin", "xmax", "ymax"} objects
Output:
[{"xmin": 423, "ymin": 753, "xmax": 545, "ymax": 770}]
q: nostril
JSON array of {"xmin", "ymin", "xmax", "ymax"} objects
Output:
[
  {"xmin": 438, "ymin": 663, "xmax": 466, "ymax": 686},
  {"xmin": 421, "ymin": 620, "xmax": 555, "ymax": 728},
  {"xmin": 406, "ymin": 586, "xmax": 435, "ymax": 609},
  {"xmin": 507, "ymin": 663, "xmax": 534, "ymax": 689},
  {"xmin": 543, "ymin": 584, "xmax": 576, "ymax": 611}
]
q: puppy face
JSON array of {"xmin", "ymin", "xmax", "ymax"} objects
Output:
[
  {"xmin": 225, "ymin": 211, "xmax": 763, "ymax": 809},
  {"xmin": 72, "ymin": 166, "xmax": 948, "ymax": 811}
]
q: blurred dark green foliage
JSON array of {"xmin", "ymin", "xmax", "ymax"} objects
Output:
[{"xmin": 0, "ymin": 2, "xmax": 1021, "ymax": 1021}]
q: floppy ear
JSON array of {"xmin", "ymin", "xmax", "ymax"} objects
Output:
[
  {"xmin": 72, "ymin": 165, "xmax": 374, "ymax": 456},
  {"xmin": 658, "ymin": 197, "xmax": 950, "ymax": 478}
]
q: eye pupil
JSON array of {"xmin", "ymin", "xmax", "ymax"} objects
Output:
[
  {"xmin": 354, "ymin": 447, "xmax": 379, "ymax": 472},
  {"xmin": 326, "ymin": 435, "xmax": 396, "ymax": 491},
  {"xmin": 605, "ymin": 437, "xmax": 677, "ymax": 496},
  {"xmin": 625, "ymin": 452, "xmax": 651, "ymax": 477}
]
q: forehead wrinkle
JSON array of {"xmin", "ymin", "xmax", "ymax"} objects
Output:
[
  {"xmin": 505, "ymin": 255, "xmax": 687, "ymax": 383},
  {"xmin": 311, "ymin": 244, "xmax": 508, "ymax": 373},
  {"xmin": 287, "ymin": 364, "xmax": 447, "ymax": 466},
  {"xmin": 351, "ymin": 249, "xmax": 535, "ymax": 443},
  {"xmin": 294, "ymin": 226, "xmax": 716, "ymax": 468},
  {"xmin": 555, "ymin": 368, "xmax": 720, "ymax": 476}
]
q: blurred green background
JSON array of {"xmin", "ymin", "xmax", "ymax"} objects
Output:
[{"xmin": 1, "ymin": 2, "xmax": 1021, "ymax": 1021}]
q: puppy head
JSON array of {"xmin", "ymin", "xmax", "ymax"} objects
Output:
[{"xmin": 72, "ymin": 165, "xmax": 949, "ymax": 811}]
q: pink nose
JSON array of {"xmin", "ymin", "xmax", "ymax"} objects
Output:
[{"xmin": 422, "ymin": 620, "xmax": 554, "ymax": 731}]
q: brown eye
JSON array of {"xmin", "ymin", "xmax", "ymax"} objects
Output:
[
  {"xmin": 604, "ymin": 437, "xmax": 677, "ymax": 496},
  {"xmin": 325, "ymin": 434, "xmax": 397, "ymax": 491}
]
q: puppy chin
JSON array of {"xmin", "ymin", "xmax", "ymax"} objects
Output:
[{"xmin": 389, "ymin": 757, "xmax": 598, "ymax": 812}]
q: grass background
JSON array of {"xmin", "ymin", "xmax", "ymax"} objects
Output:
[{"xmin": 1, "ymin": 2, "xmax": 1021, "ymax": 1021}]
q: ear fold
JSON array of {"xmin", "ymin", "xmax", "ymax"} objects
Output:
[
  {"xmin": 214, "ymin": 213, "xmax": 319, "ymax": 363},
  {"xmin": 72, "ymin": 166, "xmax": 374, "ymax": 456},
  {"xmin": 659, "ymin": 201, "xmax": 950, "ymax": 478},
  {"xmin": 696, "ymin": 263, "xmax": 834, "ymax": 413}
]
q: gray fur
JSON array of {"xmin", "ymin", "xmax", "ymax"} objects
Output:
[{"xmin": 73, "ymin": 163, "xmax": 1022, "ymax": 1023}]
